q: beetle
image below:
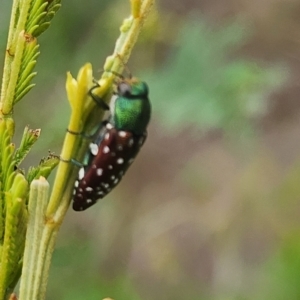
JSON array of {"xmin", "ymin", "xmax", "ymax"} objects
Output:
[{"xmin": 72, "ymin": 76, "xmax": 151, "ymax": 211}]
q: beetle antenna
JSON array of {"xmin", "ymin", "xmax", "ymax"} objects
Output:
[{"xmin": 116, "ymin": 54, "xmax": 132, "ymax": 79}]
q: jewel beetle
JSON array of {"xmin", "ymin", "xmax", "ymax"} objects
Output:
[{"xmin": 72, "ymin": 76, "xmax": 151, "ymax": 211}]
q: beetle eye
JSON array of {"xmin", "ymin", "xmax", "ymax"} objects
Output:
[{"xmin": 118, "ymin": 82, "xmax": 131, "ymax": 96}]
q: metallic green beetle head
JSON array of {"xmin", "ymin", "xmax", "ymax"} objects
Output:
[{"xmin": 113, "ymin": 78, "xmax": 151, "ymax": 136}]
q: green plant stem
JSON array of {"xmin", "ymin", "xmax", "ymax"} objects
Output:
[
  {"xmin": 18, "ymin": 178, "xmax": 49, "ymax": 300},
  {"xmin": 0, "ymin": 0, "xmax": 35, "ymax": 116},
  {"xmin": 0, "ymin": 0, "xmax": 18, "ymax": 105},
  {"xmin": 0, "ymin": 200, "xmax": 22, "ymax": 299},
  {"xmin": 105, "ymin": 0, "xmax": 155, "ymax": 75}
]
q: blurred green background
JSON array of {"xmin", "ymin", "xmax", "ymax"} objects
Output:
[{"xmin": 2, "ymin": 0, "xmax": 300, "ymax": 299}]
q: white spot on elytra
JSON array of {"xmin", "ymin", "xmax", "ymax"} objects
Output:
[
  {"xmin": 97, "ymin": 168, "xmax": 103, "ymax": 176},
  {"xmin": 86, "ymin": 199, "xmax": 93, "ymax": 203},
  {"xmin": 103, "ymin": 146, "xmax": 110, "ymax": 154},
  {"xmin": 128, "ymin": 138, "xmax": 134, "ymax": 147},
  {"xmin": 118, "ymin": 131, "xmax": 126, "ymax": 138},
  {"xmin": 111, "ymin": 175, "xmax": 116, "ymax": 180},
  {"xmin": 78, "ymin": 167, "xmax": 85, "ymax": 180},
  {"xmin": 117, "ymin": 144, "xmax": 123, "ymax": 151},
  {"xmin": 117, "ymin": 158, "xmax": 124, "ymax": 164},
  {"xmin": 104, "ymin": 132, "xmax": 110, "ymax": 140},
  {"xmin": 119, "ymin": 171, "xmax": 124, "ymax": 177},
  {"xmin": 86, "ymin": 187, "xmax": 93, "ymax": 192},
  {"xmin": 89, "ymin": 143, "xmax": 98, "ymax": 155},
  {"xmin": 74, "ymin": 180, "xmax": 79, "ymax": 187},
  {"xmin": 101, "ymin": 182, "xmax": 110, "ymax": 189},
  {"xmin": 138, "ymin": 137, "xmax": 144, "ymax": 145},
  {"xmin": 113, "ymin": 178, "xmax": 119, "ymax": 185},
  {"xmin": 97, "ymin": 191, "xmax": 104, "ymax": 196},
  {"xmin": 108, "ymin": 165, "xmax": 113, "ymax": 170},
  {"xmin": 79, "ymin": 188, "xmax": 83, "ymax": 193},
  {"xmin": 128, "ymin": 158, "xmax": 134, "ymax": 164}
]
